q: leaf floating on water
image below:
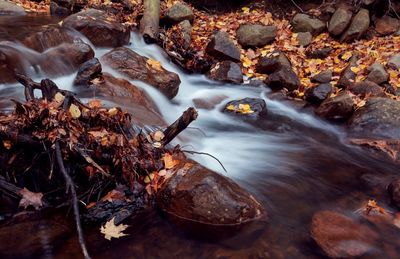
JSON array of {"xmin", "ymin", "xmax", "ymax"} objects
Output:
[
  {"xmin": 100, "ymin": 217, "xmax": 129, "ymax": 241},
  {"xmin": 69, "ymin": 104, "xmax": 81, "ymax": 119},
  {"xmin": 19, "ymin": 187, "xmax": 43, "ymax": 210}
]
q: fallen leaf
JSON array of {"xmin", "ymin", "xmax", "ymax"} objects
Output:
[
  {"xmin": 69, "ymin": 104, "xmax": 81, "ymax": 119},
  {"xmin": 152, "ymin": 130, "xmax": 165, "ymax": 142},
  {"xmin": 163, "ymin": 153, "xmax": 179, "ymax": 169},
  {"xmin": 54, "ymin": 92, "xmax": 65, "ymax": 103},
  {"xmin": 100, "ymin": 217, "xmax": 129, "ymax": 240},
  {"xmin": 88, "ymin": 99, "xmax": 102, "ymax": 109},
  {"xmin": 101, "ymin": 189, "xmax": 127, "ymax": 203},
  {"xmin": 146, "ymin": 58, "xmax": 163, "ymax": 71},
  {"xmin": 19, "ymin": 187, "xmax": 43, "ymax": 210}
]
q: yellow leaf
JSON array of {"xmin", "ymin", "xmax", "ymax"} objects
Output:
[
  {"xmin": 152, "ymin": 130, "xmax": 165, "ymax": 142},
  {"xmin": 146, "ymin": 58, "xmax": 162, "ymax": 71},
  {"xmin": 88, "ymin": 99, "xmax": 102, "ymax": 109},
  {"xmin": 226, "ymin": 104, "xmax": 236, "ymax": 111},
  {"xmin": 54, "ymin": 92, "xmax": 65, "ymax": 103},
  {"xmin": 100, "ymin": 217, "xmax": 129, "ymax": 241},
  {"xmin": 241, "ymin": 7, "xmax": 250, "ymax": 13},
  {"xmin": 163, "ymin": 153, "xmax": 179, "ymax": 169},
  {"xmin": 341, "ymin": 51, "xmax": 352, "ymax": 61},
  {"xmin": 242, "ymin": 57, "xmax": 252, "ymax": 68},
  {"xmin": 69, "ymin": 104, "xmax": 81, "ymax": 119},
  {"xmin": 350, "ymin": 67, "xmax": 361, "ymax": 73},
  {"xmin": 108, "ymin": 107, "xmax": 118, "ymax": 116}
]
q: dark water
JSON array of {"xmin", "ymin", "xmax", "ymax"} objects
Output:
[{"xmin": 0, "ymin": 15, "xmax": 399, "ymax": 259}]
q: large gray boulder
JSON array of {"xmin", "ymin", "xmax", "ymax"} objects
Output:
[
  {"xmin": 256, "ymin": 51, "xmax": 291, "ymax": 74},
  {"xmin": 266, "ymin": 67, "xmax": 300, "ymax": 91},
  {"xmin": 236, "ymin": 24, "xmax": 276, "ymax": 48},
  {"xmin": 207, "ymin": 61, "xmax": 243, "ymax": 84},
  {"xmin": 341, "ymin": 9, "xmax": 370, "ymax": 42},
  {"xmin": 164, "ymin": 3, "xmax": 194, "ymax": 24},
  {"xmin": 388, "ymin": 54, "xmax": 400, "ymax": 70},
  {"xmin": 206, "ymin": 31, "xmax": 241, "ymax": 62},
  {"xmin": 291, "ymin": 13, "xmax": 325, "ymax": 35},
  {"xmin": 347, "ymin": 80, "xmax": 386, "ymax": 98},
  {"xmin": 315, "ymin": 92, "xmax": 355, "ymax": 121},
  {"xmin": 328, "ymin": 7, "xmax": 353, "ymax": 37}
]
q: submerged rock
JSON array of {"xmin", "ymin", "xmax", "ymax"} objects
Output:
[
  {"xmin": 62, "ymin": 9, "xmax": 130, "ymax": 47},
  {"xmin": 23, "ymin": 27, "xmax": 78, "ymax": 52},
  {"xmin": 164, "ymin": 3, "xmax": 194, "ymax": 24},
  {"xmin": 236, "ymin": 24, "xmax": 276, "ymax": 48},
  {"xmin": 315, "ymin": 92, "xmax": 354, "ymax": 121},
  {"xmin": 291, "ymin": 14, "xmax": 325, "ymax": 35},
  {"xmin": 205, "ymin": 31, "xmax": 241, "ymax": 62},
  {"xmin": 101, "ymin": 47, "xmax": 180, "ymax": 99},
  {"xmin": 311, "ymin": 210, "xmax": 379, "ymax": 258},
  {"xmin": 256, "ymin": 51, "xmax": 291, "ymax": 74},
  {"xmin": 266, "ymin": 67, "xmax": 300, "ymax": 91},
  {"xmin": 328, "ymin": 7, "xmax": 353, "ymax": 37},
  {"xmin": 207, "ymin": 61, "xmax": 243, "ymax": 84},
  {"xmin": 223, "ymin": 98, "xmax": 267, "ymax": 119},
  {"xmin": 341, "ymin": 9, "xmax": 370, "ymax": 42}
]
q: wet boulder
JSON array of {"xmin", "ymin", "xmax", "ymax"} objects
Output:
[
  {"xmin": 311, "ymin": 69, "xmax": 332, "ymax": 83},
  {"xmin": 387, "ymin": 54, "xmax": 400, "ymax": 70},
  {"xmin": 266, "ymin": 67, "xmax": 300, "ymax": 91},
  {"xmin": 347, "ymin": 80, "xmax": 386, "ymax": 98},
  {"xmin": 223, "ymin": 98, "xmax": 267, "ymax": 119},
  {"xmin": 62, "ymin": 9, "xmax": 130, "ymax": 47},
  {"xmin": 73, "ymin": 58, "xmax": 102, "ymax": 86},
  {"xmin": 311, "ymin": 210, "xmax": 379, "ymax": 258},
  {"xmin": 366, "ymin": 63, "xmax": 388, "ymax": 84},
  {"xmin": 205, "ymin": 31, "xmax": 241, "ymax": 62},
  {"xmin": 341, "ymin": 9, "xmax": 370, "ymax": 42},
  {"xmin": 157, "ymin": 159, "xmax": 265, "ymax": 235},
  {"xmin": 50, "ymin": 1, "xmax": 71, "ymax": 16},
  {"xmin": 305, "ymin": 83, "xmax": 333, "ymax": 104},
  {"xmin": 388, "ymin": 178, "xmax": 400, "ymax": 208},
  {"xmin": 315, "ymin": 92, "xmax": 355, "ymax": 121},
  {"xmin": 328, "ymin": 7, "xmax": 353, "ymax": 37},
  {"xmin": 0, "ymin": 0, "xmax": 26, "ymax": 15},
  {"xmin": 40, "ymin": 40, "xmax": 95, "ymax": 77},
  {"xmin": 22, "ymin": 27, "xmax": 78, "ymax": 52},
  {"xmin": 337, "ymin": 54, "xmax": 358, "ymax": 88},
  {"xmin": 207, "ymin": 61, "xmax": 243, "ymax": 84},
  {"xmin": 256, "ymin": 51, "xmax": 291, "ymax": 74},
  {"xmin": 101, "ymin": 47, "xmax": 180, "ymax": 99},
  {"xmin": 306, "ymin": 47, "xmax": 332, "ymax": 59},
  {"xmin": 164, "ymin": 2, "xmax": 194, "ymax": 24},
  {"xmin": 236, "ymin": 24, "xmax": 276, "ymax": 48},
  {"xmin": 348, "ymin": 97, "xmax": 400, "ymax": 139},
  {"xmin": 375, "ymin": 15, "xmax": 400, "ymax": 36},
  {"xmin": 296, "ymin": 31, "xmax": 312, "ymax": 47},
  {"xmin": 291, "ymin": 14, "xmax": 325, "ymax": 35}
]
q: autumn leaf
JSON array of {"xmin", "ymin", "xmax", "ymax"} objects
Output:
[
  {"xmin": 341, "ymin": 51, "xmax": 352, "ymax": 61},
  {"xmin": 146, "ymin": 58, "xmax": 163, "ymax": 71},
  {"xmin": 54, "ymin": 92, "xmax": 65, "ymax": 103},
  {"xmin": 163, "ymin": 153, "xmax": 179, "ymax": 169},
  {"xmin": 152, "ymin": 130, "xmax": 165, "ymax": 142},
  {"xmin": 100, "ymin": 217, "xmax": 129, "ymax": 241},
  {"xmin": 101, "ymin": 189, "xmax": 128, "ymax": 203},
  {"xmin": 242, "ymin": 56, "xmax": 252, "ymax": 68},
  {"xmin": 19, "ymin": 187, "xmax": 43, "ymax": 210},
  {"xmin": 88, "ymin": 99, "xmax": 102, "ymax": 109},
  {"xmin": 69, "ymin": 104, "xmax": 81, "ymax": 119}
]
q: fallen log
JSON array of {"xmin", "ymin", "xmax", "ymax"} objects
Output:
[{"xmin": 140, "ymin": 0, "xmax": 160, "ymax": 43}]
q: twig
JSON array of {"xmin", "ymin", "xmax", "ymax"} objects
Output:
[
  {"xmin": 291, "ymin": 0, "xmax": 305, "ymax": 13},
  {"xmin": 55, "ymin": 142, "xmax": 91, "ymax": 259},
  {"xmin": 181, "ymin": 149, "xmax": 227, "ymax": 173},
  {"xmin": 74, "ymin": 146, "xmax": 110, "ymax": 177}
]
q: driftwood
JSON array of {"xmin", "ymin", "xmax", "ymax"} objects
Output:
[
  {"xmin": 140, "ymin": 0, "xmax": 160, "ymax": 43},
  {"xmin": 162, "ymin": 107, "xmax": 198, "ymax": 146}
]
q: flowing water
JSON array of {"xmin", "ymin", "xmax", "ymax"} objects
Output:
[{"xmin": 1, "ymin": 14, "xmax": 400, "ymax": 259}]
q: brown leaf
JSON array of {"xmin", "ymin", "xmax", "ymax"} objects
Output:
[
  {"xmin": 19, "ymin": 187, "xmax": 43, "ymax": 210},
  {"xmin": 163, "ymin": 153, "xmax": 179, "ymax": 169}
]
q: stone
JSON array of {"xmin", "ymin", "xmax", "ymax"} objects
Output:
[
  {"xmin": 291, "ymin": 13, "xmax": 325, "ymax": 35},
  {"xmin": 311, "ymin": 69, "xmax": 332, "ymax": 83},
  {"xmin": 375, "ymin": 15, "xmax": 400, "ymax": 36},
  {"xmin": 297, "ymin": 31, "xmax": 312, "ymax": 46},
  {"xmin": 348, "ymin": 97, "xmax": 400, "ymax": 139},
  {"xmin": 337, "ymin": 54, "xmax": 358, "ymax": 88},
  {"xmin": 236, "ymin": 24, "xmax": 276, "ymax": 48},
  {"xmin": 366, "ymin": 63, "xmax": 389, "ymax": 84},
  {"xmin": 266, "ymin": 67, "xmax": 300, "ymax": 91},
  {"xmin": 311, "ymin": 210, "xmax": 379, "ymax": 258},
  {"xmin": 347, "ymin": 80, "xmax": 386, "ymax": 98},
  {"xmin": 0, "ymin": 41, "xmax": 34, "ymax": 83},
  {"xmin": 388, "ymin": 178, "xmax": 400, "ymax": 208},
  {"xmin": 101, "ymin": 47, "xmax": 180, "ymax": 99},
  {"xmin": 50, "ymin": 1, "xmax": 71, "ymax": 16},
  {"xmin": 0, "ymin": 0, "xmax": 26, "ymax": 15},
  {"xmin": 305, "ymin": 83, "xmax": 333, "ymax": 104},
  {"xmin": 157, "ymin": 158, "xmax": 265, "ymax": 229},
  {"xmin": 328, "ymin": 7, "xmax": 353, "ymax": 37},
  {"xmin": 256, "ymin": 51, "xmax": 291, "ymax": 74},
  {"xmin": 164, "ymin": 2, "xmax": 194, "ymax": 24},
  {"xmin": 341, "ymin": 9, "xmax": 370, "ymax": 42},
  {"xmin": 177, "ymin": 20, "xmax": 192, "ymax": 49},
  {"xmin": 315, "ymin": 92, "xmax": 355, "ymax": 121},
  {"xmin": 306, "ymin": 47, "xmax": 332, "ymax": 59},
  {"xmin": 73, "ymin": 58, "xmax": 102, "ymax": 86},
  {"xmin": 62, "ymin": 9, "xmax": 130, "ymax": 47},
  {"xmin": 22, "ymin": 27, "xmax": 78, "ymax": 52},
  {"xmin": 387, "ymin": 54, "xmax": 400, "ymax": 70},
  {"xmin": 207, "ymin": 61, "xmax": 243, "ymax": 84},
  {"xmin": 206, "ymin": 31, "xmax": 241, "ymax": 62},
  {"xmin": 223, "ymin": 98, "xmax": 267, "ymax": 119}
]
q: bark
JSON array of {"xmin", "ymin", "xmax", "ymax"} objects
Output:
[
  {"xmin": 162, "ymin": 107, "xmax": 198, "ymax": 146},
  {"xmin": 140, "ymin": 0, "xmax": 160, "ymax": 43}
]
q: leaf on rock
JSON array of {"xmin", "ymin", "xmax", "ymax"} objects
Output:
[
  {"xmin": 19, "ymin": 187, "xmax": 43, "ymax": 210},
  {"xmin": 146, "ymin": 59, "xmax": 163, "ymax": 71},
  {"xmin": 100, "ymin": 217, "xmax": 129, "ymax": 241},
  {"xmin": 54, "ymin": 92, "xmax": 65, "ymax": 103},
  {"xmin": 88, "ymin": 99, "xmax": 102, "ymax": 109},
  {"xmin": 163, "ymin": 153, "xmax": 179, "ymax": 169},
  {"xmin": 69, "ymin": 104, "xmax": 81, "ymax": 119}
]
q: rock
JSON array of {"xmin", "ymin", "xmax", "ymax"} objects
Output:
[
  {"xmin": 315, "ymin": 92, "xmax": 355, "ymax": 121},
  {"xmin": 22, "ymin": 27, "xmax": 78, "ymax": 52},
  {"xmin": 266, "ymin": 67, "xmax": 300, "ymax": 91},
  {"xmin": 207, "ymin": 61, "xmax": 243, "ymax": 84},
  {"xmin": 305, "ymin": 83, "xmax": 333, "ymax": 104},
  {"xmin": 164, "ymin": 3, "xmax": 194, "ymax": 24},
  {"xmin": 62, "ymin": 9, "xmax": 130, "ymax": 47},
  {"xmin": 236, "ymin": 24, "xmax": 276, "ymax": 48},
  {"xmin": 311, "ymin": 210, "xmax": 379, "ymax": 258},
  {"xmin": 0, "ymin": 41, "xmax": 35, "ymax": 83},
  {"xmin": 176, "ymin": 20, "xmax": 192, "ymax": 49},
  {"xmin": 296, "ymin": 31, "xmax": 312, "ymax": 46},
  {"xmin": 205, "ymin": 31, "xmax": 241, "ymax": 62},
  {"xmin": 50, "ymin": 1, "xmax": 71, "ymax": 16},
  {"xmin": 366, "ymin": 63, "xmax": 388, "ymax": 84},
  {"xmin": 256, "ymin": 51, "xmax": 291, "ymax": 74},
  {"xmin": 347, "ymin": 80, "xmax": 386, "ymax": 98},
  {"xmin": 193, "ymin": 95, "xmax": 228, "ymax": 110},
  {"xmin": 337, "ymin": 54, "xmax": 358, "ymax": 88},
  {"xmin": 387, "ymin": 54, "xmax": 400, "ymax": 70},
  {"xmin": 73, "ymin": 58, "xmax": 102, "ymax": 86},
  {"xmin": 306, "ymin": 47, "xmax": 332, "ymax": 59},
  {"xmin": 311, "ymin": 69, "xmax": 332, "ymax": 83},
  {"xmin": 291, "ymin": 13, "xmax": 325, "ymax": 35},
  {"xmin": 223, "ymin": 98, "xmax": 267, "ymax": 119},
  {"xmin": 0, "ymin": 0, "xmax": 26, "ymax": 15},
  {"xmin": 328, "ymin": 7, "xmax": 353, "ymax": 37},
  {"xmin": 382, "ymin": 83, "xmax": 397, "ymax": 95},
  {"xmin": 375, "ymin": 15, "xmax": 400, "ymax": 36},
  {"xmin": 348, "ymin": 97, "xmax": 400, "ymax": 139},
  {"xmin": 40, "ymin": 40, "xmax": 95, "ymax": 77},
  {"xmin": 101, "ymin": 47, "xmax": 180, "ymax": 99},
  {"xmin": 388, "ymin": 178, "xmax": 400, "ymax": 208},
  {"xmin": 157, "ymin": 158, "xmax": 264, "ymax": 232},
  {"xmin": 341, "ymin": 9, "xmax": 370, "ymax": 42}
]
